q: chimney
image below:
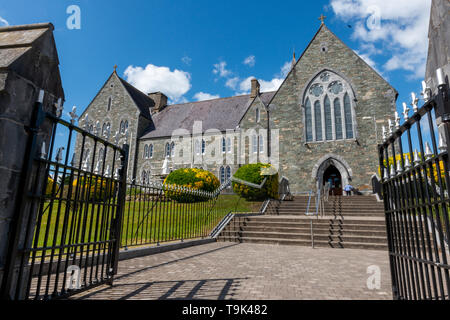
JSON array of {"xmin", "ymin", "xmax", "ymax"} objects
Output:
[
  {"xmin": 148, "ymin": 92, "xmax": 168, "ymax": 113},
  {"xmin": 250, "ymin": 79, "xmax": 260, "ymax": 98}
]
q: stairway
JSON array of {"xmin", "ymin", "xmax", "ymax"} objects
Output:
[{"xmin": 217, "ymin": 195, "xmax": 388, "ymax": 250}]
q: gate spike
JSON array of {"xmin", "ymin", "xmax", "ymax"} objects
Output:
[
  {"xmin": 113, "ymin": 131, "xmax": 120, "ymax": 145},
  {"xmin": 425, "ymin": 142, "xmax": 433, "ymax": 159},
  {"xmin": 402, "ymin": 102, "xmax": 410, "ymax": 121},
  {"xmin": 383, "ymin": 168, "xmax": 389, "ymax": 180},
  {"xmin": 71, "ymin": 152, "xmax": 76, "ymax": 167},
  {"xmin": 55, "ymin": 147, "xmax": 65, "ymax": 163},
  {"xmin": 105, "ymin": 165, "xmax": 111, "ymax": 178},
  {"xmin": 55, "ymin": 98, "xmax": 63, "ymax": 118},
  {"xmin": 394, "ymin": 111, "xmax": 400, "ymax": 129},
  {"xmin": 421, "ymin": 81, "xmax": 430, "ymax": 102},
  {"xmin": 413, "ymin": 149, "xmax": 421, "ymax": 166},
  {"xmin": 390, "ymin": 164, "xmax": 396, "ymax": 177},
  {"xmin": 69, "ymin": 106, "xmax": 78, "ymax": 124},
  {"xmin": 40, "ymin": 141, "xmax": 47, "ymax": 160},
  {"xmin": 94, "ymin": 121, "xmax": 100, "ymax": 136},
  {"xmin": 411, "ymin": 92, "xmax": 419, "ymax": 113},
  {"xmin": 404, "ymin": 155, "xmax": 411, "ymax": 170},
  {"xmin": 94, "ymin": 160, "xmax": 101, "ymax": 174},
  {"xmin": 438, "ymin": 131, "xmax": 447, "ymax": 153},
  {"xmin": 83, "ymin": 113, "xmax": 89, "ymax": 130},
  {"xmin": 388, "ymin": 119, "xmax": 393, "ymax": 134},
  {"xmin": 396, "ymin": 160, "xmax": 402, "ymax": 174}
]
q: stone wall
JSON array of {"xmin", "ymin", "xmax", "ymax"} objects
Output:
[{"xmin": 0, "ymin": 23, "xmax": 64, "ymax": 297}]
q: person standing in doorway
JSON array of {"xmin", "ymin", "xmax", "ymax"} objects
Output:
[{"xmin": 344, "ymin": 184, "xmax": 353, "ymax": 196}]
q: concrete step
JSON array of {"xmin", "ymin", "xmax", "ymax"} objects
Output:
[
  {"xmin": 245, "ymin": 217, "xmax": 386, "ymax": 225},
  {"xmin": 217, "ymin": 236, "xmax": 388, "ymax": 251},
  {"xmin": 219, "ymin": 231, "xmax": 388, "ymax": 244},
  {"xmin": 279, "ymin": 206, "xmax": 384, "ymax": 211},
  {"xmin": 233, "ymin": 225, "xmax": 387, "ymax": 236}
]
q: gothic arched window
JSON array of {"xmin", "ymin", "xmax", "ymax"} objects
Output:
[
  {"xmin": 222, "ymin": 137, "xmax": 226, "ymax": 153},
  {"xmin": 259, "ymin": 134, "xmax": 264, "ymax": 154},
  {"xmin": 170, "ymin": 142, "xmax": 175, "ymax": 158},
  {"xmin": 165, "ymin": 142, "xmax": 170, "ymax": 158},
  {"xmin": 149, "ymin": 144, "xmax": 153, "ymax": 158},
  {"xmin": 144, "ymin": 145, "xmax": 148, "ymax": 159},
  {"xmin": 303, "ymin": 70, "xmax": 356, "ymax": 142}
]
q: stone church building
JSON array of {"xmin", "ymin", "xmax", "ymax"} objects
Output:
[{"xmin": 76, "ymin": 22, "xmax": 397, "ymax": 195}]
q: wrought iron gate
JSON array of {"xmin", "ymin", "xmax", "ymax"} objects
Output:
[
  {"xmin": 0, "ymin": 95, "xmax": 129, "ymax": 300},
  {"xmin": 378, "ymin": 73, "xmax": 450, "ymax": 300}
]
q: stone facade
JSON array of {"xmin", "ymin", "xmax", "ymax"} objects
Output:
[
  {"xmin": 79, "ymin": 24, "xmax": 397, "ymax": 195},
  {"xmin": 269, "ymin": 25, "xmax": 396, "ymax": 193}
]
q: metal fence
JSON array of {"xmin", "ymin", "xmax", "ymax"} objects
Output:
[
  {"xmin": 1, "ymin": 96, "xmax": 128, "ymax": 300},
  {"xmin": 378, "ymin": 70, "xmax": 450, "ymax": 300},
  {"xmin": 120, "ymin": 180, "xmax": 232, "ymax": 249}
]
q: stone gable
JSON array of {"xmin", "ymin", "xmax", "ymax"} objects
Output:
[{"xmin": 268, "ymin": 25, "xmax": 397, "ymax": 193}]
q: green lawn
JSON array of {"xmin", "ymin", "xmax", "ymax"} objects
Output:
[{"xmin": 31, "ymin": 194, "xmax": 262, "ymax": 259}]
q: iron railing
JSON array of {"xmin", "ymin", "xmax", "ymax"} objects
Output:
[
  {"xmin": 1, "ymin": 96, "xmax": 128, "ymax": 300},
  {"xmin": 120, "ymin": 180, "xmax": 232, "ymax": 249},
  {"xmin": 378, "ymin": 71, "xmax": 450, "ymax": 300}
]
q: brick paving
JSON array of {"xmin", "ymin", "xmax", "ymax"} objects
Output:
[{"xmin": 71, "ymin": 242, "xmax": 392, "ymax": 300}]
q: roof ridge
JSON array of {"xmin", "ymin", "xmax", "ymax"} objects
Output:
[
  {"xmin": 167, "ymin": 91, "xmax": 276, "ymax": 107},
  {"xmin": 0, "ymin": 22, "xmax": 54, "ymax": 33}
]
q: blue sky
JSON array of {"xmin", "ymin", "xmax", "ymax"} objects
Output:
[{"xmin": 0, "ymin": 0, "xmax": 432, "ymax": 125}]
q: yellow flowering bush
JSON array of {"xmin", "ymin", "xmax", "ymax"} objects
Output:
[
  {"xmin": 163, "ymin": 168, "xmax": 220, "ymax": 202},
  {"xmin": 45, "ymin": 177, "xmax": 61, "ymax": 197},
  {"xmin": 232, "ymin": 163, "xmax": 279, "ymax": 200},
  {"xmin": 72, "ymin": 176, "xmax": 116, "ymax": 200},
  {"xmin": 379, "ymin": 152, "xmax": 446, "ymax": 184}
]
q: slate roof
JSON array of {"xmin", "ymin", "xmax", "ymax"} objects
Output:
[
  {"xmin": 118, "ymin": 76, "xmax": 154, "ymax": 119},
  {"xmin": 141, "ymin": 91, "xmax": 275, "ymax": 139},
  {"xmin": 0, "ymin": 23, "xmax": 53, "ymax": 69}
]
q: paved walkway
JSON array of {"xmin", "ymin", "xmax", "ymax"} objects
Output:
[{"xmin": 71, "ymin": 242, "xmax": 392, "ymax": 300}]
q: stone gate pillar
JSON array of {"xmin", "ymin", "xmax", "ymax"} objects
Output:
[
  {"xmin": 0, "ymin": 23, "xmax": 64, "ymax": 299},
  {"xmin": 425, "ymin": 0, "xmax": 450, "ymax": 166}
]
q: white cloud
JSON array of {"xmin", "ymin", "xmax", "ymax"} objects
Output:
[
  {"xmin": 124, "ymin": 64, "xmax": 191, "ymax": 103},
  {"xmin": 225, "ymin": 77, "xmax": 240, "ymax": 90},
  {"xmin": 330, "ymin": 0, "xmax": 431, "ymax": 79},
  {"xmin": 237, "ymin": 61, "xmax": 291, "ymax": 94},
  {"xmin": 243, "ymin": 55, "xmax": 256, "ymax": 67},
  {"xmin": 193, "ymin": 92, "xmax": 220, "ymax": 101},
  {"xmin": 279, "ymin": 61, "xmax": 292, "ymax": 78},
  {"xmin": 181, "ymin": 55, "xmax": 192, "ymax": 66},
  {"xmin": 213, "ymin": 61, "xmax": 232, "ymax": 78},
  {"xmin": 0, "ymin": 16, "xmax": 9, "ymax": 26}
]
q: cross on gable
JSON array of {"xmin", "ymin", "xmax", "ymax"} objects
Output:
[{"xmin": 318, "ymin": 14, "xmax": 327, "ymax": 24}]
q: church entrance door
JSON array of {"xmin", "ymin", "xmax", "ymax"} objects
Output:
[{"xmin": 323, "ymin": 165, "xmax": 342, "ymax": 196}]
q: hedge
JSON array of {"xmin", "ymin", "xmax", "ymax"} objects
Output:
[
  {"xmin": 163, "ymin": 168, "xmax": 220, "ymax": 203},
  {"xmin": 232, "ymin": 163, "xmax": 278, "ymax": 200}
]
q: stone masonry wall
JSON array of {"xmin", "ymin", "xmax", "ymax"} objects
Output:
[
  {"xmin": 74, "ymin": 72, "xmax": 142, "ymax": 180},
  {"xmin": 269, "ymin": 25, "xmax": 396, "ymax": 194}
]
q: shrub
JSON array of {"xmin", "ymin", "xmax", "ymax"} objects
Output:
[
  {"xmin": 163, "ymin": 168, "xmax": 220, "ymax": 203},
  {"xmin": 45, "ymin": 177, "xmax": 60, "ymax": 197},
  {"xmin": 72, "ymin": 176, "xmax": 116, "ymax": 201},
  {"xmin": 232, "ymin": 163, "xmax": 279, "ymax": 200}
]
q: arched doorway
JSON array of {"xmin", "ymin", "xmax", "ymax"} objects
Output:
[{"xmin": 323, "ymin": 165, "xmax": 342, "ymax": 196}]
